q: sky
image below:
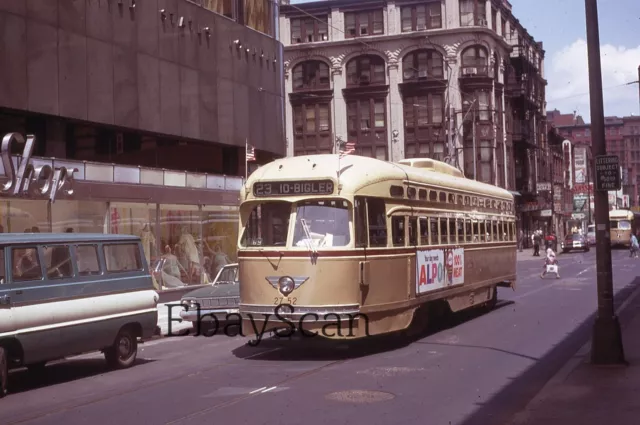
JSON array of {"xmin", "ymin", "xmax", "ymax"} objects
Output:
[{"xmin": 290, "ymin": 0, "xmax": 640, "ymax": 123}]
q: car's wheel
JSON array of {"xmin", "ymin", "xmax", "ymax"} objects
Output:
[
  {"xmin": 0, "ymin": 346, "xmax": 8, "ymax": 398},
  {"xmin": 104, "ymin": 328, "xmax": 138, "ymax": 369}
]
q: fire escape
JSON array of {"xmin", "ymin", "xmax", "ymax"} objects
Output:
[{"xmin": 506, "ymin": 37, "xmax": 547, "ymax": 223}]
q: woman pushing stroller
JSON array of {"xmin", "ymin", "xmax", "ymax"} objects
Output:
[{"xmin": 540, "ymin": 247, "xmax": 560, "ymax": 279}]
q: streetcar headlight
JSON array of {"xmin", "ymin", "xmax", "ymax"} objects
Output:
[{"xmin": 278, "ymin": 276, "xmax": 295, "ymax": 296}]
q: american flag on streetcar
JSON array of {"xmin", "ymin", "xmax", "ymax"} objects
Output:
[
  {"xmin": 246, "ymin": 144, "xmax": 256, "ymax": 162},
  {"xmin": 339, "ymin": 141, "xmax": 356, "ymax": 158}
]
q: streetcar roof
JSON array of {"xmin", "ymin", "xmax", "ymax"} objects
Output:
[
  {"xmin": 242, "ymin": 154, "xmax": 513, "ymax": 200},
  {"xmin": 609, "ymin": 209, "xmax": 635, "ymax": 219}
]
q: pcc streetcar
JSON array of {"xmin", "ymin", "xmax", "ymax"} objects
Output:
[
  {"xmin": 237, "ymin": 154, "xmax": 517, "ymax": 339},
  {"xmin": 609, "ymin": 209, "xmax": 640, "ymax": 247}
]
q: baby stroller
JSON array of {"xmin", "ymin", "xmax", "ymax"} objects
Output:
[{"xmin": 541, "ymin": 248, "xmax": 560, "ymax": 279}]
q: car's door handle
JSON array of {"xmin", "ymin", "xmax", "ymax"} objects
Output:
[{"xmin": 0, "ymin": 294, "xmax": 11, "ymax": 306}]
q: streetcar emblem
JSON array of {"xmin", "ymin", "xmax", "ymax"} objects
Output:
[{"xmin": 265, "ymin": 276, "xmax": 309, "ymax": 296}]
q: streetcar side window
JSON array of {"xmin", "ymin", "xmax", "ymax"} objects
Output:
[
  {"xmin": 511, "ymin": 222, "xmax": 516, "ymax": 241},
  {"xmin": 419, "ymin": 217, "xmax": 429, "ymax": 245},
  {"xmin": 465, "ymin": 196, "xmax": 471, "ymax": 206},
  {"xmin": 367, "ymin": 198, "xmax": 387, "ymax": 247},
  {"xmin": 457, "ymin": 219, "xmax": 464, "ymax": 244},
  {"xmin": 439, "ymin": 192, "xmax": 447, "ymax": 203},
  {"xmin": 440, "ymin": 218, "xmax": 448, "ymax": 245},
  {"xmin": 419, "ymin": 189, "xmax": 427, "ymax": 200},
  {"xmin": 478, "ymin": 221, "xmax": 486, "ymax": 242},
  {"xmin": 430, "ymin": 217, "xmax": 440, "ymax": 245},
  {"xmin": 492, "ymin": 220, "xmax": 499, "ymax": 241},
  {"xmin": 392, "ymin": 216, "xmax": 405, "ymax": 247},
  {"xmin": 448, "ymin": 218, "xmax": 457, "ymax": 244},
  {"xmin": 448, "ymin": 193, "xmax": 455, "ymax": 204},
  {"xmin": 465, "ymin": 219, "xmax": 472, "ymax": 243},
  {"xmin": 354, "ymin": 197, "xmax": 368, "ymax": 248},
  {"xmin": 408, "ymin": 217, "xmax": 417, "ymax": 246},
  {"xmin": 429, "ymin": 191, "xmax": 437, "ymax": 202},
  {"xmin": 457, "ymin": 195, "xmax": 463, "ymax": 205}
]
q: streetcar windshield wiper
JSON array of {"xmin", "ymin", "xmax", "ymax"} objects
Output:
[{"xmin": 299, "ymin": 218, "xmax": 317, "ymax": 255}]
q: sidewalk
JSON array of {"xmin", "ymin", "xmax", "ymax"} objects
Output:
[
  {"xmin": 517, "ymin": 250, "xmax": 543, "ymax": 262},
  {"xmin": 506, "ymin": 287, "xmax": 640, "ymax": 425}
]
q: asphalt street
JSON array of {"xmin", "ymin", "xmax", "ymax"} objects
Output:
[{"xmin": 2, "ymin": 248, "xmax": 640, "ymax": 425}]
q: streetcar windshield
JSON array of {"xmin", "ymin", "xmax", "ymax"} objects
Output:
[
  {"xmin": 611, "ymin": 220, "xmax": 631, "ymax": 230},
  {"xmin": 241, "ymin": 201, "xmax": 291, "ymax": 247},
  {"xmin": 293, "ymin": 200, "xmax": 351, "ymax": 248}
]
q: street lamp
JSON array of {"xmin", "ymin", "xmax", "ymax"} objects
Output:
[{"xmin": 584, "ymin": 0, "xmax": 626, "ymax": 365}]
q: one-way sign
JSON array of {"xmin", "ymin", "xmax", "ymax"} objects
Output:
[{"xmin": 595, "ymin": 155, "xmax": 621, "ymax": 191}]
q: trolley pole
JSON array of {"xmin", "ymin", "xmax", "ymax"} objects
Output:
[{"xmin": 585, "ymin": 0, "xmax": 626, "ymax": 365}]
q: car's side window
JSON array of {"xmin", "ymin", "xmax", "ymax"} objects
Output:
[{"xmin": 12, "ymin": 247, "xmax": 43, "ymax": 282}]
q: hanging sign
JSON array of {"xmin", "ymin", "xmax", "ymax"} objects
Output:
[{"xmin": 595, "ymin": 155, "xmax": 621, "ymax": 191}]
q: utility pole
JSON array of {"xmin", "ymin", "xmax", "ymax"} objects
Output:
[{"xmin": 585, "ymin": 0, "xmax": 626, "ymax": 365}]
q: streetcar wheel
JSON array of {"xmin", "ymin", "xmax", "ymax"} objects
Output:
[
  {"xmin": 105, "ymin": 328, "xmax": 138, "ymax": 369},
  {"xmin": 0, "ymin": 346, "xmax": 8, "ymax": 398},
  {"xmin": 485, "ymin": 286, "xmax": 498, "ymax": 311},
  {"xmin": 402, "ymin": 306, "xmax": 429, "ymax": 338}
]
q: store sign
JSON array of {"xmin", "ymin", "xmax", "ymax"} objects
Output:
[
  {"xmin": 1, "ymin": 133, "xmax": 77, "ymax": 202},
  {"xmin": 537, "ymin": 182, "xmax": 551, "ymax": 192},
  {"xmin": 573, "ymin": 183, "xmax": 592, "ymax": 194},
  {"xmin": 540, "ymin": 209, "xmax": 552, "ymax": 217},
  {"xmin": 574, "ymin": 146, "xmax": 587, "ymax": 184}
]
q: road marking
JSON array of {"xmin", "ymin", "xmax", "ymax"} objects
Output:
[
  {"xmin": 261, "ymin": 386, "xmax": 277, "ymax": 393},
  {"xmin": 249, "ymin": 387, "xmax": 267, "ymax": 394}
]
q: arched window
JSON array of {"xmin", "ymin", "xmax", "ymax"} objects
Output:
[
  {"xmin": 346, "ymin": 55, "xmax": 386, "ymax": 86},
  {"xmin": 402, "ymin": 50, "xmax": 444, "ymax": 81},
  {"xmin": 292, "ymin": 61, "xmax": 331, "ymax": 91},
  {"xmin": 461, "ymin": 46, "xmax": 488, "ymax": 75}
]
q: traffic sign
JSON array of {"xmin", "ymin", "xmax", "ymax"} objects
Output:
[{"xmin": 595, "ymin": 155, "xmax": 621, "ymax": 191}]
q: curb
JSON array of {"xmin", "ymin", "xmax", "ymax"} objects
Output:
[{"xmin": 507, "ymin": 279, "xmax": 640, "ymax": 425}]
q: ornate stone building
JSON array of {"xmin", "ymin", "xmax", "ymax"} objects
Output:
[{"xmin": 279, "ymin": 0, "xmax": 547, "ymax": 206}]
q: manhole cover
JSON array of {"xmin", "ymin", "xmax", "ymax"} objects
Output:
[{"xmin": 325, "ymin": 390, "xmax": 395, "ymax": 403}]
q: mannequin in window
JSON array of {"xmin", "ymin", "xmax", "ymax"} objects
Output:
[
  {"xmin": 159, "ymin": 245, "xmax": 185, "ymax": 289},
  {"xmin": 178, "ymin": 226, "xmax": 200, "ymax": 284},
  {"xmin": 139, "ymin": 223, "xmax": 156, "ymax": 267}
]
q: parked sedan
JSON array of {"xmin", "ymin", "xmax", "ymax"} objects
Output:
[
  {"xmin": 561, "ymin": 234, "xmax": 590, "ymax": 253},
  {"xmin": 180, "ymin": 263, "xmax": 240, "ymax": 331}
]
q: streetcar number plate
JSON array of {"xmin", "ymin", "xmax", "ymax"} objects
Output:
[{"xmin": 274, "ymin": 297, "xmax": 297, "ymax": 305}]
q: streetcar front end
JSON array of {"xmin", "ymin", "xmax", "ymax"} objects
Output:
[{"xmin": 237, "ymin": 187, "xmax": 369, "ymax": 342}]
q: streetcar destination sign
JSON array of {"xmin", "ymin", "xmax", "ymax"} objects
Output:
[
  {"xmin": 253, "ymin": 180, "xmax": 335, "ymax": 197},
  {"xmin": 595, "ymin": 155, "xmax": 621, "ymax": 191}
]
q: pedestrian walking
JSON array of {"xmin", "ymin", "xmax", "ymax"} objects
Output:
[
  {"xmin": 630, "ymin": 233, "xmax": 639, "ymax": 258},
  {"xmin": 541, "ymin": 247, "xmax": 560, "ymax": 279},
  {"xmin": 518, "ymin": 229, "xmax": 524, "ymax": 252},
  {"xmin": 533, "ymin": 230, "xmax": 541, "ymax": 256}
]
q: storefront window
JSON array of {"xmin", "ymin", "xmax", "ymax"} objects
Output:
[
  {"xmin": 52, "ymin": 201, "xmax": 107, "ymax": 234},
  {"xmin": 109, "ymin": 202, "xmax": 158, "ymax": 286},
  {"xmin": 0, "ymin": 200, "xmax": 49, "ymax": 233},
  {"xmin": 158, "ymin": 204, "xmax": 203, "ymax": 288},
  {"xmin": 202, "ymin": 205, "xmax": 239, "ymax": 280}
]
